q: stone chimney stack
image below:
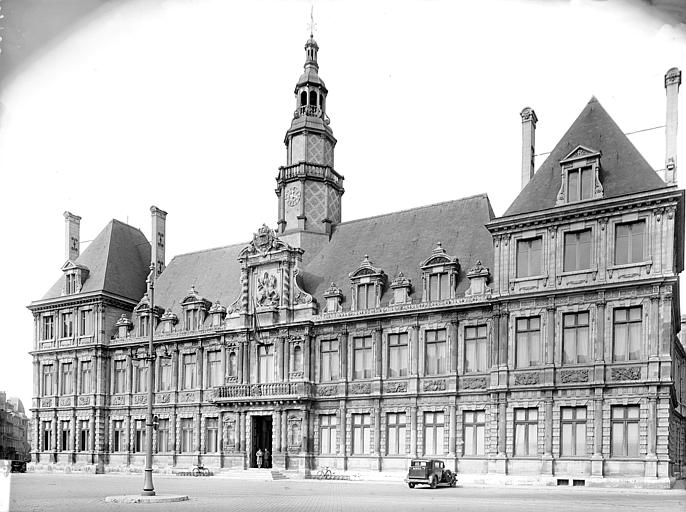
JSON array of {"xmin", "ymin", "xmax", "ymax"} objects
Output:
[
  {"xmin": 665, "ymin": 67, "xmax": 681, "ymax": 185},
  {"xmin": 63, "ymin": 211, "xmax": 81, "ymax": 262},
  {"xmin": 520, "ymin": 106, "xmax": 538, "ymax": 189},
  {"xmin": 150, "ymin": 206, "xmax": 167, "ymax": 277}
]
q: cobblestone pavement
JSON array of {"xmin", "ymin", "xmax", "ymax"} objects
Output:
[{"xmin": 7, "ymin": 473, "xmax": 686, "ymax": 512}]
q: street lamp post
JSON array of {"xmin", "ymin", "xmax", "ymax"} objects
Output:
[{"xmin": 142, "ymin": 262, "xmax": 156, "ymax": 496}]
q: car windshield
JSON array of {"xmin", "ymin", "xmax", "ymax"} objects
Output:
[{"xmin": 411, "ymin": 461, "xmax": 427, "ymax": 467}]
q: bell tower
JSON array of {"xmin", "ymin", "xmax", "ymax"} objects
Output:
[{"xmin": 276, "ymin": 33, "xmax": 344, "ymax": 245}]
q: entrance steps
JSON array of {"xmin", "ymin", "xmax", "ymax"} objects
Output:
[{"xmin": 215, "ymin": 468, "xmax": 288, "ymax": 481}]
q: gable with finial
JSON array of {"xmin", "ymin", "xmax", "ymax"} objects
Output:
[{"xmin": 239, "ymin": 224, "xmax": 293, "ymax": 258}]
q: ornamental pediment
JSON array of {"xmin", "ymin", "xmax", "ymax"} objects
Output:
[
  {"xmin": 349, "ymin": 255, "xmax": 384, "ymax": 280},
  {"xmin": 420, "ymin": 242, "xmax": 459, "ymax": 269},
  {"xmin": 239, "ymin": 224, "xmax": 299, "ymax": 259},
  {"xmin": 560, "ymin": 145, "xmax": 601, "ymax": 164},
  {"xmin": 60, "ymin": 260, "xmax": 89, "ymax": 272}
]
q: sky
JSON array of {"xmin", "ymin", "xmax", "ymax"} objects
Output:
[{"xmin": 0, "ymin": 0, "xmax": 684, "ymax": 408}]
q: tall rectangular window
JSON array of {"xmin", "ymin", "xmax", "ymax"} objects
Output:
[
  {"xmin": 352, "ymin": 413, "xmax": 371, "ymax": 454},
  {"xmin": 611, "ymin": 405, "xmax": 640, "ymax": 457},
  {"xmin": 180, "ymin": 418, "xmax": 194, "ymax": 453},
  {"xmin": 615, "ymin": 220, "xmax": 645, "ymax": 265},
  {"xmin": 227, "ymin": 351, "xmax": 238, "ymax": 379},
  {"xmin": 60, "ymin": 420, "xmax": 70, "ymax": 451},
  {"xmin": 134, "ymin": 419, "xmax": 146, "ymax": 453},
  {"xmin": 423, "ymin": 411, "xmax": 445, "ymax": 455},
  {"xmin": 138, "ymin": 316, "xmax": 149, "ymax": 337},
  {"xmin": 464, "ymin": 325, "xmax": 488, "ymax": 373},
  {"xmin": 560, "ymin": 407, "xmax": 586, "ymax": 457},
  {"xmin": 206, "ymin": 351, "xmax": 221, "ymax": 387},
  {"xmin": 79, "ymin": 419, "xmax": 90, "ymax": 452},
  {"xmin": 564, "ymin": 229, "xmax": 592, "ymax": 271},
  {"xmin": 516, "ymin": 237, "xmax": 542, "ymax": 277},
  {"xmin": 42, "ymin": 315, "xmax": 54, "ymax": 340},
  {"xmin": 61, "ymin": 362, "xmax": 73, "ymax": 394},
  {"xmin": 185, "ymin": 309, "xmax": 200, "ymax": 330},
  {"xmin": 159, "ymin": 358, "xmax": 172, "ymax": 391},
  {"xmin": 319, "ymin": 415, "xmax": 337, "ymax": 454},
  {"xmin": 388, "ymin": 333, "xmax": 408, "ymax": 377},
  {"xmin": 134, "ymin": 362, "xmax": 148, "ymax": 393},
  {"xmin": 205, "ymin": 418, "xmax": 218, "ymax": 453},
  {"xmin": 112, "ymin": 420, "xmax": 124, "ymax": 452},
  {"xmin": 258, "ymin": 345, "xmax": 274, "ymax": 383},
  {"xmin": 563, "ymin": 312, "xmax": 590, "ymax": 364},
  {"xmin": 386, "ymin": 412, "xmax": 406, "ymax": 455},
  {"xmin": 61, "ymin": 312, "xmax": 73, "ymax": 338},
  {"xmin": 42, "ymin": 421, "xmax": 52, "ymax": 451},
  {"xmin": 514, "ymin": 408, "xmax": 538, "ymax": 456},
  {"xmin": 613, "ymin": 307, "xmax": 642, "ymax": 362},
  {"xmin": 463, "ymin": 411, "xmax": 486, "ymax": 456},
  {"xmin": 516, "ymin": 317, "xmax": 541, "ymax": 368},
  {"xmin": 425, "ymin": 329, "xmax": 446, "ymax": 375},
  {"xmin": 428, "ymin": 272, "xmax": 450, "ymax": 301},
  {"xmin": 80, "ymin": 360, "xmax": 93, "ymax": 394},
  {"xmin": 113, "ymin": 360, "xmax": 126, "ymax": 394},
  {"xmin": 353, "ymin": 336, "xmax": 373, "ymax": 380},
  {"xmin": 567, "ymin": 166, "xmax": 593, "ymax": 202},
  {"xmin": 182, "ymin": 354, "xmax": 196, "ymax": 389},
  {"xmin": 66, "ymin": 274, "xmax": 76, "ymax": 294},
  {"xmin": 356, "ymin": 283, "xmax": 375, "ymax": 310},
  {"xmin": 320, "ymin": 340, "xmax": 339, "ymax": 382},
  {"xmin": 79, "ymin": 309, "xmax": 92, "ymax": 336},
  {"xmin": 42, "ymin": 364, "xmax": 54, "ymax": 395},
  {"xmin": 156, "ymin": 419, "xmax": 169, "ymax": 453}
]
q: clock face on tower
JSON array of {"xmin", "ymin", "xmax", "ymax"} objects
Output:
[{"xmin": 286, "ymin": 186, "xmax": 301, "ymax": 207}]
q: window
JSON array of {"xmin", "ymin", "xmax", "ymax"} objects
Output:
[
  {"xmin": 185, "ymin": 309, "xmax": 200, "ymax": 330},
  {"xmin": 138, "ymin": 315, "xmax": 150, "ymax": 337},
  {"xmin": 567, "ymin": 166, "xmax": 593, "ymax": 202},
  {"xmin": 564, "ymin": 229, "xmax": 592, "ymax": 272},
  {"xmin": 386, "ymin": 412, "xmax": 406, "ymax": 455},
  {"xmin": 320, "ymin": 340, "xmax": 339, "ymax": 382},
  {"xmin": 227, "ymin": 351, "xmax": 238, "ymax": 379},
  {"xmin": 181, "ymin": 418, "xmax": 194, "ymax": 453},
  {"xmin": 42, "ymin": 421, "xmax": 52, "ymax": 451},
  {"xmin": 79, "ymin": 309, "xmax": 92, "ymax": 336},
  {"xmin": 428, "ymin": 272, "xmax": 450, "ymax": 301},
  {"xmin": 611, "ymin": 405, "xmax": 640, "ymax": 457},
  {"xmin": 42, "ymin": 315, "xmax": 54, "ymax": 340},
  {"xmin": 514, "ymin": 408, "xmax": 538, "ymax": 456},
  {"xmin": 42, "ymin": 364, "xmax": 54, "ymax": 395},
  {"xmin": 463, "ymin": 411, "xmax": 485, "ymax": 456},
  {"xmin": 134, "ymin": 362, "xmax": 148, "ymax": 393},
  {"xmin": 112, "ymin": 420, "xmax": 124, "ymax": 452},
  {"xmin": 113, "ymin": 360, "xmax": 126, "ymax": 394},
  {"xmin": 159, "ymin": 358, "xmax": 172, "ymax": 391},
  {"xmin": 615, "ymin": 221, "xmax": 646, "ymax": 265},
  {"xmin": 388, "ymin": 333, "xmax": 408, "ymax": 377},
  {"xmin": 356, "ymin": 283, "xmax": 375, "ymax": 310},
  {"xmin": 292, "ymin": 345, "xmax": 303, "ymax": 373},
  {"xmin": 516, "ymin": 317, "xmax": 541, "ymax": 368},
  {"xmin": 423, "ymin": 411, "xmax": 445, "ymax": 455},
  {"xmin": 156, "ymin": 419, "xmax": 169, "ymax": 453},
  {"xmin": 465, "ymin": 325, "xmax": 488, "ymax": 373},
  {"xmin": 66, "ymin": 273, "xmax": 76, "ymax": 294},
  {"xmin": 516, "ymin": 237, "xmax": 542, "ymax": 278},
  {"xmin": 353, "ymin": 336, "xmax": 373, "ymax": 379},
  {"xmin": 562, "ymin": 312, "xmax": 590, "ymax": 364},
  {"xmin": 80, "ymin": 360, "xmax": 93, "ymax": 394},
  {"xmin": 352, "ymin": 413, "xmax": 371, "ymax": 454},
  {"xmin": 61, "ymin": 362, "xmax": 73, "ymax": 394},
  {"xmin": 319, "ymin": 415, "xmax": 337, "ymax": 454},
  {"xmin": 613, "ymin": 307, "xmax": 642, "ymax": 362},
  {"xmin": 134, "ymin": 419, "xmax": 146, "ymax": 453},
  {"xmin": 61, "ymin": 312, "xmax": 73, "ymax": 338},
  {"xmin": 79, "ymin": 419, "xmax": 90, "ymax": 452},
  {"xmin": 60, "ymin": 420, "xmax": 70, "ymax": 451},
  {"xmin": 206, "ymin": 351, "xmax": 221, "ymax": 387},
  {"xmin": 205, "ymin": 418, "xmax": 218, "ymax": 453},
  {"xmin": 560, "ymin": 407, "xmax": 586, "ymax": 457},
  {"xmin": 182, "ymin": 354, "xmax": 196, "ymax": 389},
  {"xmin": 258, "ymin": 345, "xmax": 274, "ymax": 383},
  {"xmin": 425, "ymin": 329, "xmax": 446, "ymax": 375}
]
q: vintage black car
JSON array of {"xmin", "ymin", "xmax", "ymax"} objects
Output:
[
  {"xmin": 10, "ymin": 460, "xmax": 27, "ymax": 473},
  {"xmin": 405, "ymin": 459, "xmax": 456, "ymax": 488}
]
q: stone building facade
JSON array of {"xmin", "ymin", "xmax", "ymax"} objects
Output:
[
  {"xmin": 0, "ymin": 392, "xmax": 30, "ymax": 462},
  {"xmin": 27, "ymin": 37, "xmax": 686, "ymax": 487}
]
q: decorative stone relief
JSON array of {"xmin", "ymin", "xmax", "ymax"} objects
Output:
[
  {"xmin": 222, "ymin": 418, "xmax": 236, "ymax": 452},
  {"xmin": 514, "ymin": 372, "xmax": 539, "ymax": 386},
  {"xmin": 323, "ymin": 282, "xmax": 344, "ymax": 313},
  {"xmin": 317, "ymin": 385, "xmax": 338, "ymax": 396},
  {"xmin": 241, "ymin": 224, "xmax": 290, "ymax": 257},
  {"xmin": 111, "ymin": 396, "xmax": 125, "ymax": 406},
  {"xmin": 256, "ymin": 271, "xmax": 279, "ymax": 307},
  {"xmin": 288, "ymin": 415, "xmax": 302, "ymax": 449},
  {"xmin": 292, "ymin": 268, "xmax": 314, "ymax": 306},
  {"xmin": 41, "ymin": 398, "xmax": 53, "ymax": 408},
  {"xmin": 289, "ymin": 371, "xmax": 304, "ymax": 380},
  {"xmin": 179, "ymin": 391, "xmax": 196, "ymax": 403},
  {"xmin": 59, "ymin": 397, "xmax": 72, "ymax": 407},
  {"xmin": 611, "ymin": 367, "xmax": 641, "ymax": 381},
  {"xmin": 423, "ymin": 379, "xmax": 447, "ymax": 392},
  {"xmin": 156, "ymin": 393, "xmax": 171, "ymax": 404},
  {"xmin": 349, "ymin": 383, "xmax": 371, "ymax": 394},
  {"xmin": 462, "ymin": 377, "xmax": 488, "ymax": 390},
  {"xmin": 133, "ymin": 394, "xmax": 147, "ymax": 405},
  {"xmin": 465, "ymin": 260, "xmax": 491, "ymax": 297},
  {"xmin": 78, "ymin": 396, "xmax": 91, "ymax": 406},
  {"xmin": 560, "ymin": 369, "xmax": 589, "ymax": 383},
  {"xmin": 385, "ymin": 382, "xmax": 407, "ymax": 393},
  {"xmin": 390, "ymin": 272, "xmax": 412, "ymax": 305}
]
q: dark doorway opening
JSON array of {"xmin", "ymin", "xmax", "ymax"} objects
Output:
[{"xmin": 251, "ymin": 415, "xmax": 273, "ymax": 468}]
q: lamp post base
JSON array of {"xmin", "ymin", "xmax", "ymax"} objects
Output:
[{"xmin": 142, "ymin": 468, "xmax": 155, "ymax": 496}]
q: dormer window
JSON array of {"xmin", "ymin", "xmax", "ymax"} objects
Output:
[
  {"xmin": 556, "ymin": 145, "xmax": 604, "ymax": 205},
  {"xmin": 185, "ymin": 309, "xmax": 201, "ymax": 330},
  {"xmin": 138, "ymin": 316, "xmax": 150, "ymax": 337},
  {"xmin": 133, "ymin": 293, "xmax": 163, "ymax": 337},
  {"xmin": 180, "ymin": 286, "xmax": 211, "ymax": 331},
  {"xmin": 66, "ymin": 273, "xmax": 77, "ymax": 294},
  {"xmin": 61, "ymin": 261, "xmax": 89, "ymax": 296},
  {"xmin": 420, "ymin": 243, "xmax": 460, "ymax": 302},
  {"xmin": 349, "ymin": 256, "xmax": 385, "ymax": 311}
]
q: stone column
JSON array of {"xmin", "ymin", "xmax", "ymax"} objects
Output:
[
  {"xmin": 374, "ymin": 402, "xmax": 381, "ymax": 456},
  {"xmin": 374, "ymin": 328, "xmax": 383, "ymax": 378},
  {"xmin": 302, "ymin": 409, "xmax": 310, "ymax": 454},
  {"xmin": 541, "ymin": 397, "xmax": 554, "ymax": 475},
  {"xmin": 646, "ymin": 397, "xmax": 658, "ymax": 478},
  {"xmin": 275, "ymin": 410, "xmax": 282, "ymax": 452},
  {"xmin": 304, "ymin": 336, "xmax": 312, "ymax": 382},
  {"xmin": 595, "ymin": 300, "xmax": 605, "ymax": 362},
  {"xmin": 410, "ymin": 324, "xmax": 419, "ymax": 376},
  {"xmin": 126, "ymin": 354, "xmax": 133, "ymax": 394},
  {"xmin": 545, "ymin": 306, "xmax": 555, "ymax": 365},
  {"xmin": 340, "ymin": 332, "xmax": 348, "ymax": 381},
  {"xmin": 448, "ymin": 403, "xmax": 457, "ymax": 458},
  {"xmin": 410, "ymin": 405, "xmax": 418, "ymax": 458},
  {"xmin": 171, "ymin": 346, "xmax": 179, "ymax": 391},
  {"xmin": 281, "ymin": 410, "xmax": 288, "ymax": 454},
  {"xmin": 449, "ymin": 321, "xmax": 459, "ymax": 373},
  {"xmin": 239, "ymin": 412, "xmax": 246, "ymax": 452},
  {"xmin": 498, "ymin": 310, "xmax": 509, "ymax": 367},
  {"xmin": 591, "ymin": 397, "xmax": 604, "ymax": 477},
  {"xmin": 242, "ymin": 341, "xmax": 250, "ymax": 384},
  {"xmin": 196, "ymin": 346, "xmax": 204, "ymax": 390},
  {"xmin": 338, "ymin": 399, "xmax": 347, "ymax": 459},
  {"xmin": 221, "ymin": 345, "xmax": 227, "ymax": 383},
  {"xmin": 278, "ymin": 338, "xmax": 286, "ymax": 381},
  {"xmin": 498, "ymin": 398, "xmax": 507, "ymax": 456}
]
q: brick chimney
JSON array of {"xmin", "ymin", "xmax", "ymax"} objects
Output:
[
  {"xmin": 520, "ymin": 107, "xmax": 538, "ymax": 189},
  {"xmin": 63, "ymin": 211, "xmax": 81, "ymax": 262},
  {"xmin": 665, "ymin": 67, "xmax": 681, "ymax": 185},
  {"xmin": 150, "ymin": 206, "xmax": 167, "ymax": 277}
]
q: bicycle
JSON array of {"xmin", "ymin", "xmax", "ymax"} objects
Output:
[
  {"xmin": 316, "ymin": 466, "xmax": 334, "ymax": 479},
  {"xmin": 192, "ymin": 464, "xmax": 211, "ymax": 477}
]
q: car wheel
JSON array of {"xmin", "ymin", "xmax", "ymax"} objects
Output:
[
  {"xmin": 408, "ymin": 483, "xmax": 415, "ymax": 489},
  {"xmin": 430, "ymin": 476, "xmax": 437, "ymax": 489},
  {"xmin": 450, "ymin": 476, "xmax": 457, "ymax": 487}
]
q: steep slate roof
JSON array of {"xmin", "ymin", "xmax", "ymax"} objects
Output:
[
  {"xmin": 41, "ymin": 220, "xmax": 151, "ymax": 302},
  {"xmin": 504, "ymin": 97, "xmax": 668, "ymax": 217},
  {"xmin": 152, "ymin": 194, "xmax": 495, "ymax": 313}
]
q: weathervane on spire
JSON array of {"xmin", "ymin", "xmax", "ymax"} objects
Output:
[{"xmin": 308, "ymin": 4, "xmax": 317, "ymax": 38}]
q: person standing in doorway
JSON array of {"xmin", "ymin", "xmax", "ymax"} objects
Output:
[{"xmin": 256, "ymin": 448, "xmax": 264, "ymax": 468}]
